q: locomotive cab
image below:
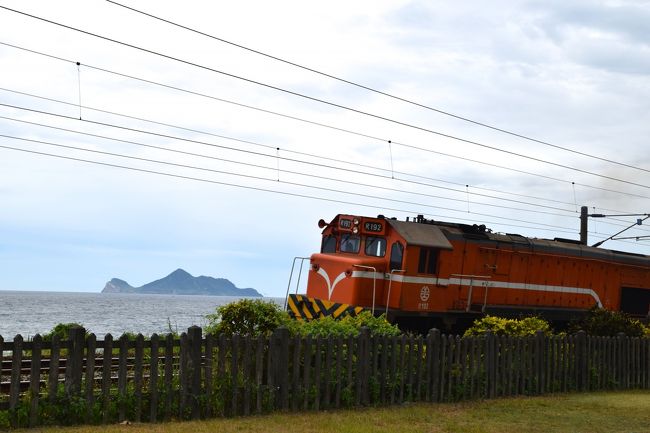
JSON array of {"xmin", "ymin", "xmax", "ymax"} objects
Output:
[
  {"xmin": 307, "ymin": 215, "xmax": 391, "ymax": 311},
  {"xmin": 297, "ymin": 214, "xmax": 454, "ymax": 318}
]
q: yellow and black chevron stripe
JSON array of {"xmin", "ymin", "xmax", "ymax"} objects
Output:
[{"xmin": 287, "ymin": 294, "xmax": 365, "ymax": 321}]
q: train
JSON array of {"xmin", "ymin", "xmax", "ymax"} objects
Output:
[{"xmin": 286, "ymin": 213, "xmax": 650, "ymax": 333}]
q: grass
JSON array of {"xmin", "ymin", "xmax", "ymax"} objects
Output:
[{"xmin": 15, "ymin": 391, "xmax": 650, "ymax": 433}]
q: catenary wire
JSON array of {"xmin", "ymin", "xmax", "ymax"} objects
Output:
[
  {"xmin": 4, "ymin": 139, "xmax": 648, "ymax": 248},
  {"xmin": 4, "ymin": 91, "xmax": 650, "ymax": 223},
  {"xmin": 0, "ymin": 132, "xmax": 578, "ymax": 230},
  {"xmin": 0, "ymin": 140, "xmax": 581, "ymax": 235},
  {"xmin": 5, "ymin": 113, "xmax": 647, "ymax": 234},
  {"xmin": 3, "ymin": 86, "xmax": 649, "ymax": 229},
  {"xmin": 0, "ymin": 115, "xmax": 582, "ymax": 219},
  {"xmin": 106, "ymin": 0, "xmax": 650, "ymax": 177},
  {"xmin": 2, "ymin": 43, "xmax": 649, "ymax": 206},
  {"xmin": 1, "ymin": 102, "xmax": 584, "ymax": 215},
  {"xmin": 1, "ymin": 8, "xmax": 650, "ymax": 190}
]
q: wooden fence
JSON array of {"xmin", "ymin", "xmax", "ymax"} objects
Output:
[{"xmin": 1, "ymin": 327, "xmax": 649, "ymax": 428}]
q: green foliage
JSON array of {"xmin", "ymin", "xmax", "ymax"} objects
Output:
[
  {"xmin": 298, "ymin": 315, "xmax": 357, "ymax": 337},
  {"xmin": 345, "ymin": 311, "xmax": 401, "ymax": 337},
  {"xmin": 204, "ymin": 300, "xmax": 401, "ymax": 338},
  {"xmin": 569, "ymin": 307, "xmax": 645, "ymax": 337},
  {"xmin": 205, "ymin": 299, "xmax": 293, "ymax": 336},
  {"xmin": 293, "ymin": 311, "xmax": 401, "ymax": 337},
  {"xmin": 42, "ymin": 322, "xmax": 89, "ymax": 342},
  {"xmin": 464, "ymin": 315, "xmax": 552, "ymax": 337}
]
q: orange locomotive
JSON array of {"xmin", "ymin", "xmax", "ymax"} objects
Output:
[{"xmin": 287, "ymin": 213, "xmax": 650, "ymax": 332}]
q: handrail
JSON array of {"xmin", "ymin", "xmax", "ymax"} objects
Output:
[
  {"xmin": 451, "ymin": 273, "xmax": 491, "ymax": 312},
  {"xmin": 385, "ymin": 269, "xmax": 405, "ymax": 315},
  {"xmin": 353, "ymin": 264, "xmax": 377, "ymax": 314},
  {"xmin": 284, "ymin": 256, "xmax": 310, "ymax": 310}
]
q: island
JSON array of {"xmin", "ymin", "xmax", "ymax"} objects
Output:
[{"xmin": 101, "ymin": 268, "xmax": 261, "ymax": 297}]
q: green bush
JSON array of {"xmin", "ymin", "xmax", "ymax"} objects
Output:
[
  {"xmin": 569, "ymin": 307, "xmax": 645, "ymax": 337},
  {"xmin": 296, "ymin": 312, "xmax": 400, "ymax": 338},
  {"xmin": 464, "ymin": 315, "xmax": 552, "ymax": 337},
  {"xmin": 204, "ymin": 299, "xmax": 294, "ymax": 336},
  {"xmin": 344, "ymin": 311, "xmax": 402, "ymax": 337},
  {"xmin": 42, "ymin": 322, "xmax": 89, "ymax": 342},
  {"xmin": 204, "ymin": 299, "xmax": 401, "ymax": 337}
]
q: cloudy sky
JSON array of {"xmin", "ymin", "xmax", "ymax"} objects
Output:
[{"xmin": 1, "ymin": 0, "xmax": 650, "ymax": 296}]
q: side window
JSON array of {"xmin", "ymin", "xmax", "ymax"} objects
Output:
[
  {"xmin": 418, "ymin": 247, "xmax": 439, "ymax": 274},
  {"xmin": 321, "ymin": 235, "xmax": 336, "ymax": 253},
  {"xmin": 340, "ymin": 234, "xmax": 360, "ymax": 253},
  {"xmin": 365, "ymin": 236, "xmax": 386, "ymax": 257},
  {"xmin": 389, "ymin": 242, "xmax": 404, "ymax": 270}
]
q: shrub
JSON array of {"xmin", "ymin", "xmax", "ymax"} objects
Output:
[
  {"xmin": 464, "ymin": 315, "xmax": 552, "ymax": 337},
  {"xmin": 204, "ymin": 300, "xmax": 401, "ymax": 338},
  {"xmin": 344, "ymin": 311, "xmax": 402, "ymax": 337},
  {"xmin": 569, "ymin": 307, "xmax": 645, "ymax": 337},
  {"xmin": 296, "ymin": 312, "xmax": 401, "ymax": 338},
  {"xmin": 42, "ymin": 322, "xmax": 89, "ymax": 342},
  {"xmin": 204, "ymin": 299, "xmax": 293, "ymax": 336}
]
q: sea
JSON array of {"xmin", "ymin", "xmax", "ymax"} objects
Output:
[{"xmin": 0, "ymin": 291, "xmax": 284, "ymax": 339}]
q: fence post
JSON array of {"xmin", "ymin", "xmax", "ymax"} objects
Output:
[
  {"xmin": 576, "ymin": 331, "xmax": 587, "ymax": 391},
  {"xmin": 187, "ymin": 326, "xmax": 203, "ymax": 419},
  {"xmin": 536, "ymin": 330, "xmax": 545, "ymax": 395},
  {"xmin": 65, "ymin": 326, "xmax": 85, "ymax": 397},
  {"xmin": 271, "ymin": 327, "xmax": 290, "ymax": 410},
  {"xmin": 428, "ymin": 329, "xmax": 441, "ymax": 402},
  {"xmin": 9, "ymin": 334, "xmax": 23, "ymax": 428},
  {"xmin": 29, "ymin": 334, "xmax": 42, "ymax": 427},
  {"xmin": 486, "ymin": 331, "xmax": 496, "ymax": 398}
]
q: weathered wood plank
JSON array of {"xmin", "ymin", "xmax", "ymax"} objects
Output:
[
  {"xmin": 118, "ymin": 334, "xmax": 129, "ymax": 422},
  {"xmin": 188, "ymin": 326, "xmax": 202, "ymax": 420},
  {"xmin": 134, "ymin": 334, "xmax": 144, "ymax": 422},
  {"xmin": 84, "ymin": 334, "xmax": 96, "ymax": 424},
  {"xmin": 303, "ymin": 336, "xmax": 312, "ymax": 410},
  {"xmin": 379, "ymin": 336, "xmax": 388, "ymax": 404},
  {"xmin": 313, "ymin": 337, "xmax": 322, "ymax": 411},
  {"xmin": 164, "ymin": 334, "xmax": 174, "ymax": 421},
  {"xmin": 149, "ymin": 333, "xmax": 160, "ymax": 423},
  {"xmin": 291, "ymin": 336, "xmax": 301, "ymax": 412},
  {"xmin": 231, "ymin": 334, "xmax": 240, "ymax": 416},
  {"xmin": 29, "ymin": 334, "xmax": 42, "ymax": 427},
  {"xmin": 335, "ymin": 337, "xmax": 343, "ymax": 408},
  {"xmin": 412, "ymin": 337, "xmax": 421, "ymax": 401},
  {"xmin": 101, "ymin": 334, "xmax": 113, "ymax": 424},
  {"xmin": 243, "ymin": 334, "xmax": 252, "ymax": 416},
  {"xmin": 324, "ymin": 337, "xmax": 333, "ymax": 409},
  {"xmin": 255, "ymin": 336, "xmax": 264, "ymax": 414}
]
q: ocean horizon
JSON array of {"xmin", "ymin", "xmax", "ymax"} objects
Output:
[{"xmin": 0, "ymin": 290, "xmax": 283, "ymax": 339}]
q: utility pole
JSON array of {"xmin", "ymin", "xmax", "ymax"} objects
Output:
[
  {"xmin": 580, "ymin": 206, "xmax": 588, "ymax": 245},
  {"xmin": 578, "ymin": 205, "xmax": 649, "ymax": 247}
]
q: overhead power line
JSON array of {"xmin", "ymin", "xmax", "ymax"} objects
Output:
[
  {"xmin": 3, "ymin": 42, "xmax": 650, "ymax": 206},
  {"xmin": 5, "ymin": 83, "xmax": 650, "ymax": 214},
  {"xmin": 0, "ymin": 101, "xmax": 582, "ymax": 214},
  {"xmin": 0, "ymin": 114, "xmax": 583, "ymax": 221},
  {"xmin": 2, "ymin": 8, "xmax": 650, "ymax": 191},
  {"xmin": 5, "ymin": 113, "xmax": 647, "ymax": 234},
  {"xmin": 0, "ymin": 106, "xmax": 582, "ymax": 220},
  {"xmin": 107, "ymin": 0, "xmax": 650, "ymax": 176},
  {"xmin": 0, "ymin": 137, "xmax": 579, "ymax": 234}
]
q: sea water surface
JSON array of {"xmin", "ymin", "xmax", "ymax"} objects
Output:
[{"xmin": 0, "ymin": 291, "xmax": 283, "ymax": 339}]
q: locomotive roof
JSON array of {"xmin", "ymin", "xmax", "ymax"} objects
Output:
[
  {"xmin": 387, "ymin": 219, "xmax": 453, "ymax": 250},
  {"xmin": 385, "ymin": 216, "xmax": 650, "ymax": 267}
]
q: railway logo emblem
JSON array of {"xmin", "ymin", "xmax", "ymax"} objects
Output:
[
  {"xmin": 420, "ymin": 286, "xmax": 430, "ymax": 302},
  {"xmin": 315, "ymin": 267, "xmax": 347, "ymax": 300}
]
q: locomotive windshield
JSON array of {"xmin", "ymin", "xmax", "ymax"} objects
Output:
[
  {"xmin": 340, "ymin": 234, "xmax": 361, "ymax": 253},
  {"xmin": 365, "ymin": 236, "xmax": 386, "ymax": 257},
  {"xmin": 321, "ymin": 235, "xmax": 336, "ymax": 253}
]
